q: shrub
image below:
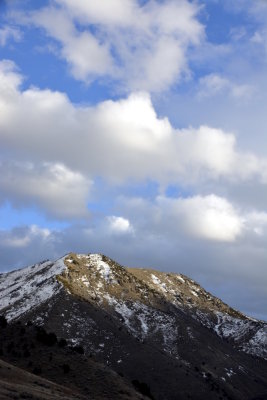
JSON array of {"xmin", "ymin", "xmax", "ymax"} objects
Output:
[
  {"xmin": 36, "ymin": 328, "xmax": 57, "ymax": 346},
  {"xmin": 62, "ymin": 364, "xmax": 70, "ymax": 374},
  {"xmin": 20, "ymin": 327, "xmax": 26, "ymax": 335},
  {"xmin": 24, "ymin": 349, "xmax": 31, "ymax": 357},
  {"xmin": 20, "ymin": 392, "xmax": 33, "ymax": 399},
  {"xmin": 73, "ymin": 345, "xmax": 84, "ymax": 354},
  {"xmin": 132, "ymin": 380, "xmax": 154, "ymax": 399},
  {"xmin": 0, "ymin": 315, "xmax": 7, "ymax": 328},
  {"xmin": 7, "ymin": 341, "xmax": 14, "ymax": 353},
  {"xmin": 58, "ymin": 338, "xmax": 67, "ymax": 348}
]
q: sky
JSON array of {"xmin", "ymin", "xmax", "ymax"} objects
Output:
[{"xmin": 0, "ymin": 0, "xmax": 267, "ymax": 321}]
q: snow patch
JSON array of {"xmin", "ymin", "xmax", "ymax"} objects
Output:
[
  {"xmin": 87, "ymin": 254, "xmax": 117, "ymax": 284},
  {"xmin": 151, "ymin": 274, "xmax": 167, "ymax": 292},
  {"xmin": 214, "ymin": 313, "xmax": 252, "ymax": 341},
  {"xmin": 242, "ymin": 326, "xmax": 267, "ymax": 359},
  {"xmin": 81, "ymin": 275, "xmax": 90, "ymax": 287},
  {"xmin": 225, "ymin": 368, "xmax": 235, "ymax": 378}
]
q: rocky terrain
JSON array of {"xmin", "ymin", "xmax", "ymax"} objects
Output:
[{"xmin": 0, "ymin": 253, "xmax": 267, "ymax": 399}]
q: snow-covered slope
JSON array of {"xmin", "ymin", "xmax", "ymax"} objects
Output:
[{"xmin": 0, "ymin": 257, "xmax": 66, "ymax": 320}]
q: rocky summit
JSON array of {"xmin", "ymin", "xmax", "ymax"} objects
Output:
[{"xmin": 0, "ymin": 253, "xmax": 267, "ymax": 400}]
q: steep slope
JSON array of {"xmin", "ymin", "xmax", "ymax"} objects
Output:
[
  {"xmin": 0, "ymin": 320, "xmax": 148, "ymax": 400},
  {"xmin": 0, "ymin": 257, "xmax": 66, "ymax": 321},
  {"xmin": 0, "ymin": 253, "xmax": 267, "ymax": 400}
]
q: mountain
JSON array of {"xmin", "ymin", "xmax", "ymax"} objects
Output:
[
  {"xmin": 0, "ymin": 253, "xmax": 267, "ymax": 400},
  {"xmin": 0, "ymin": 320, "xmax": 147, "ymax": 400}
]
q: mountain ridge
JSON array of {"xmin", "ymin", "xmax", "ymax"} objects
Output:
[{"xmin": 0, "ymin": 252, "xmax": 267, "ymax": 400}]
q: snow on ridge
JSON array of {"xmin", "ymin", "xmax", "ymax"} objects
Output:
[
  {"xmin": 0, "ymin": 256, "xmax": 67, "ymax": 321},
  {"xmin": 87, "ymin": 254, "xmax": 117, "ymax": 284},
  {"xmin": 151, "ymin": 274, "xmax": 167, "ymax": 292}
]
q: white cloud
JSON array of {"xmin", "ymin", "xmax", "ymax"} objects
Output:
[
  {"xmin": 55, "ymin": 0, "xmax": 138, "ymax": 26},
  {"xmin": 0, "ymin": 161, "xmax": 92, "ymax": 219},
  {"xmin": 198, "ymin": 73, "xmax": 254, "ymax": 99},
  {"xmin": 29, "ymin": 7, "xmax": 113, "ymax": 81},
  {"xmin": 107, "ymin": 216, "xmax": 133, "ymax": 234},
  {"xmin": 0, "ymin": 62, "xmax": 267, "ymax": 187},
  {"xmin": 118, "ymin": 194, "xmax": 244, "ymax": 243},
  {"xmin": 0, "ymin": 26, "xmax": 21, "ymax": 46},
  {"xmin": 0, "ymin": 59, "xmax": 23, "ymax": 95},
  {"xmin": 15, "ymin": 0, "xmax": 204, "ymax": 91}
]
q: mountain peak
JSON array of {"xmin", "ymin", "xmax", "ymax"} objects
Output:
[{"xmin": 1, "ymin": 252, "xmax": 266, "ymax": 359}]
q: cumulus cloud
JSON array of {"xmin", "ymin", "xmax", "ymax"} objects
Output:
[
  {"xmin": 117, "ymin": 194, "xmax": 244, "ymax": 243},
  {"xmin": 107, "ymin": 216, "xmax": 133, "ymax": 234},
  {"xmin": 0, "ymin": 62, "xmax": 267, "ymax": 187},
  {"xmin": 14, "ymin": 0, "xmax": 204, "ymax": 91},
  {"xmin": 156, "ymin": 195, "xmax": 243, "ymax": 242},
  {"xmin": 0, "ymin": 161, "xmax": 92, "ymax": 219}
]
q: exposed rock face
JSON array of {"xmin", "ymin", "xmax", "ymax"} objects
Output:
[{"xmin": 0, "ymin": 253, "xmax": 267, "ymax": 400}]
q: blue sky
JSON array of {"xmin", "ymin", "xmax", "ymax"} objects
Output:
[{"xmin": 0, "ymin": 0, "xmax": 267, "ymax": 320}]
